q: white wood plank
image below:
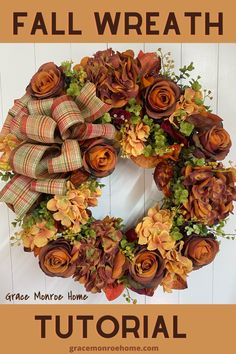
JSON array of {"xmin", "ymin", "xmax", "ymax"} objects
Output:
[
  {"xmin": 0, "ymin": 63, "xmax": 14, "ymax": 303},
  {"xmin": 34, "ymin": 43, "xmax": 71, "ymax": 67},
  {"xmin": 0, "ymin": 44, "xmax": 45, "ymax": 303},
  {"xmin": 213, "ymin": 44, "xmax": 236, "ymax": 304},
  {"xmin": 179, "ymin": 44, "xmax": 219, "ymax": 304},
  {"xmin": 71, "ymin": 43, "xmax": 108, "ymax": 62},
  {"xmin": 0, "ymin": 44, "xmax": 47, "ymax": 303}
]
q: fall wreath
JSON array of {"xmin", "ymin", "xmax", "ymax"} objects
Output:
[{"xmin": 0, "ymin": 48, "xmax": 235, "ymax": 302}]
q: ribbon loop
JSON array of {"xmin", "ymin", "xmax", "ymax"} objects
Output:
[
  {"xmin": 75, "ymin": 82, "xmax": 110, "ymax": 122},
  {"xmin": 19, "ymin": 115, "xmax": 60, "ymax": 144},
  {"xmin": 48, "ymin": 140, "xmax": 82, "ymax": 174},
  {"xmin": 28, "ymin": 97, "xmax": 53, "ymax": 116},
  {"xmin": 10, "ymin": 143, "xmax": 60, "ymax": 179},
  {"xmin": 8, "ymin": 93, "xmax": 31, "ymax": 117},
  {"xmin": 52, "ymin": 95, "xmax": 84, "ymax": 139}
]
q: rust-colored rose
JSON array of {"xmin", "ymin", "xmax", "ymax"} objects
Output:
[
  {"xmin": 129, "ymin": 248, "xmax": 165, "ymax": 289},
  {"xmin": 183, "ymin": 235, "xmax": 219, "ymax": 270},
  {"xmin": 145, "ymin": 78, "xmax": 181, "ymax": 119},
  {"xmin": 27, "ymin": 62, "xmax": 64, "ymax": 99},
  {"xmin": 83, "ymin": 138, "xmax": 118, "ymax": 177},
  {"xmin": 39, "ymin": 239, "xmax": 78, "ymax": 278},
  {"xmin": 193, "ymin": 126, "xmax": 232, "ymax": 161}
]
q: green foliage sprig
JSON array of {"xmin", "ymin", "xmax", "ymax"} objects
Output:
[
  {"xmin": 61, "ymin": 60, "xmax": 87, "ymax": 97},
  {"xmin": 0, "ymin": 171, "xmax": 14, "ymax": 182},
  {"xmin": 120, "ymin": 237, "xmax": 136, "ymax": 261}
]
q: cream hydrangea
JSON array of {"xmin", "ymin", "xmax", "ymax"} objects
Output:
[
  {"xmin": 47, "ymin": 181, "xmax": 101, "ymax": 233},
  {"xmin": 120, "ymin": 122, "xmax": 150, "ymax": 157},
  {"xmin": 135, "ymin": 205, "xmax": 175, "ymax": 252}
]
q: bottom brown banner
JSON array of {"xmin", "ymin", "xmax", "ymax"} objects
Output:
[{"xmin": 0, "ymin": 304, "xmax": 234, "ymax": 353}]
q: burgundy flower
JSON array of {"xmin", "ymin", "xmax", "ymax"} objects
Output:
[
  {"xmin": 161, "ymin": 120, "xmax": 188, "ymax": 146},
  {"xmin": 110, "ymin": 108, "xmax": 131, "ymax": 129}
]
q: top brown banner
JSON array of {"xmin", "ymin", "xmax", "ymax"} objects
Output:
[{"xmin": 0, "ymin": 0, "xmax": 235, "ymax": 42}]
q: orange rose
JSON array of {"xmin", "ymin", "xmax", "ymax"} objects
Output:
[
  {"xmin": 193, "ymin": 126, "xmax": 231, "ymax": 161},
  {"xmin": 83, "ymin": 138, "xmax": 118, "ymax": 177},
  {"xmin": 39, "ymin": 239, "xmax": 78, "ymax": 278},
  {"xmin": 27, "ymin": 62, "xmax": 64, "ymax": 99},
  {"xmin": 183, "ymin": 235, "xmax": 219, "ymax": 270},
  {"xmin": 145, "ymin": 78, "xmax": 181, "ymax": 119},
  {"xmin": 129, "ymin": 248, "xmax": 165, "ymax": 289}
]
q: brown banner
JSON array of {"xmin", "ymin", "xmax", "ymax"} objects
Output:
[
  {"xmin": 0, "ymin": 0, "xmax": 235, "ymax": 42},
  {"xmin": 0, "ymin": 304, "xmax": 235, "ymax": 353}
]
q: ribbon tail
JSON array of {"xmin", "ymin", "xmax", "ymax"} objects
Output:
[{"xmin": 0, "ymin": 175, "xmax": 40, "ymax": 217}]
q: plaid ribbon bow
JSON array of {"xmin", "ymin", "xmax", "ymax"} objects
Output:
[{"xmin": 0, "ymin": 82, "xmax": 115, "ymax": 217}]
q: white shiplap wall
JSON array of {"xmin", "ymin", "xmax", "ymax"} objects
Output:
[{"xmin": 0, "ymin": 43, "xmax": 236, "ymax": 304}]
